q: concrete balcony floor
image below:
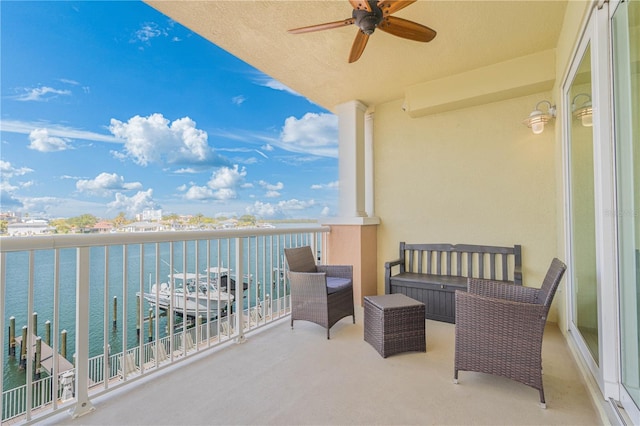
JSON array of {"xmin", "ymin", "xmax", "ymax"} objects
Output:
[{"xmin": 49, "ymin": 306, "xmax": 601, "ymax": 425}]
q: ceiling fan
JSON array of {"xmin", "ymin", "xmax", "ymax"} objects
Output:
[{"xmin": 287, "ymin": 0, "xmax": 436, "ymax": 63}]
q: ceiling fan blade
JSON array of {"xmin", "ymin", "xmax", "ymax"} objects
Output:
[
  {"xmin": 378, "ymin": 15, "xmax": 436, "ymax": 42},
  {"xmin": 349, "ymin": 0, "xmax": 372, "ymax": 12},
  {"xmin": 288, "ymin": 18, "xmax": 355, "ymax": 34},
  {"xmin": 349, "ymin": 30, "xmax": 370, "ymax": 63},
  {"xmin": 377, "ymin": 0, "xmax": 416, "ymax": 16}
]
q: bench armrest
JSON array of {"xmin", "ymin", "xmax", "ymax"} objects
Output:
[
  {"xmin": 514, "ymin": 265, "xmax": 523, "ymax": 285},
  {"xmin": 384, "ymin": 259, "xmax": 402, "ymax": 293}
]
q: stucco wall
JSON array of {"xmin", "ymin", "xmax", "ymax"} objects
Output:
[{"xmin": 373, "ymin": 93, "xmax": 560, "ymax": 319}]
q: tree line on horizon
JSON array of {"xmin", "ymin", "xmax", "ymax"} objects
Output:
[{"xmin": 0, "ymin": 212, "xmax": 316, "ymax": 234}]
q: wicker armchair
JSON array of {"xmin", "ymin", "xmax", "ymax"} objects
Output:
[
  {"xmin": 453, "ymin": 258, "xmax": 567, "ymax": 408},
  {"xmin": 284, "ymin": 246, "xmax": 355, "ymax": 339}
]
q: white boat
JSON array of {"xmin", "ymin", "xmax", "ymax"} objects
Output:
[
  {"xmin": 141, "ymin": 273, "xmax": 234, "ymax": 318},
  {"xmin": 206, "ymin": 267, "xmax": 250, "ymax": 293}
]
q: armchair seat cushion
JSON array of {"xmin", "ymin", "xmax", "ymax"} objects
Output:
[{"xmin": 326, "ymin": 277, "xmax": 352, "ymax": 294}]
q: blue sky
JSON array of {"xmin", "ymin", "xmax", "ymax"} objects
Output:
[{"xmin": 0, "ymin": 1, "xmax": 339, "ymax": 220}]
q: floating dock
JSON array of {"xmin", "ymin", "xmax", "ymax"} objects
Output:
[{"xmin": 14, "ymin": 334, "xmax": 74, "ymax": 376}]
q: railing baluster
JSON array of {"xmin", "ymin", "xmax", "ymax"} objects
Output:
[
  {"xmin": 70, "ymin": 246, "xmax": 95, "ymax": 418},
  {"xmin": 0, "ymin": 252, "xmax": 5, "ymax": 419},
  {"xmin": 235, "ymin": 237, "xmax": 245, "ymax": 343}
]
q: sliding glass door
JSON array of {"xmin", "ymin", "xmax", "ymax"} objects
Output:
[
  {"xmin": 567, "ymin": 40, "xmax": 600, "ymax": 365},
  {"xmin": 612, "ymin": 0, "xmax": 640, "ymax": 419}
]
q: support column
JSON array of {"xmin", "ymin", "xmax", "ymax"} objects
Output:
[
  {"xmin": 335, "ymin": 100, "xmax": 367, "ymax": 218},
  {"xmin": 324, "ymin": 101, "xmax": 380, "ymax": 306},
  {"xmin": 365, "ymin": 112, "xmax": 375, "ymax": 218}
]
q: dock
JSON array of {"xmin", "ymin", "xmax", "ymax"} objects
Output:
[{"xmin": 14, "ymin": 334, "xmax": 74, "ymax": 375}]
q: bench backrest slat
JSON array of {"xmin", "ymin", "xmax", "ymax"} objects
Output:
[
  {"xmin": 501, "ymin": 253, "xmax": 508, "ymax": 280},
  {"xmin": 399, "ymin": 242, "xmax": 522, "ymax": 284}
]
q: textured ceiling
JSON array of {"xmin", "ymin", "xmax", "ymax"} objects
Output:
[{"xmin": 147, "ymin": 1, "xmax": 568, "ymax": 112}]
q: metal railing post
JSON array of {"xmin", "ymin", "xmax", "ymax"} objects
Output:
[
  {"xmin": 69, "ymin": 246, "xmax": 95, "ymax": 418},
  {"xmin": 235, "ymin": 237, "xmax": 246, "ymax": 343}
]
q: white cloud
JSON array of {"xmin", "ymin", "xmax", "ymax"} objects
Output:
[
  {"xmin": 258, "ymin": 180, "xmax": 284, "ymax": 191},
  {"xmin": 13, "ymin": 86, "xmax": 71, "ymax": 102},
  {"xmin": 320, "ymin": 206, "xmax": 331, "ymax": 216},
  {"xmin": 17, "ymin": 196, "xmax": 115, "ymax": 219},
  {"xmin": 184, "ymin": 185, "xmax": 215, "ymax": 201},
  {"xmin": 278, "ymin": 199, "xmax": 315, "ymax": 210},
  {"xmin": 254, "ymin": 76, "xmax": 301, "ymax": 97},
  {"xmin": 182, "ymin": 165, "xmax": 247, "ymax": 201},
  {"xmin": 246, "ymin": 198, "xmax": 316, "ymax": 218},
  {"xmin": 1, "ymin": 162, "xmax": 37, "ymax": 210},
  {"xmin": 109, "ymin": 113, "xmax": 216, "ymax": 166},
  {"xmin": 0, "ymin": 180, "xmax": 18, "ymax": 193},
  {"xmin": 16, "ymin": 196, "xmax": 61, "ymax": 215},
  {"xmin": 311, "ymin": 181, "xmax": 339, "ymax": 190},
  {"xmin": 1, "ymin": 119, "xmax": 120, "ymax": 143},
  {"xmin": 107, "ymin": 189, "xmax": 159, "ymax": 217},
  {"xmin": 211, "ymin": 188, "xmax": 236, "ymax": 200},
  {"xmin": 279, "ymin": 113, "xmax": 338, "ymax": 158},
  {"xmin": 58, "ymin": 78, "xmax": 80, "ymax": 86},
  {"xmin": 258, "ymin": 180, "xmax": 283, "ymax": 198},
  {"xmin": 232, "ymin": 95, "xmax": 246, "ymax": 105},
  {"xmin": 261, "ymin": 144, "xmax": 274, "ymax": 152},
  {"xmin": 76, "ymin": 172, "xmax": 143, "ymax": 196},
  {"xmin": 134, "ymin": 22, "xmax": 166, "ymax": 44},
  {"xmin": 208, "ymin": 165, "xmax": 246, "ymax": 190},
  {"xmin": 28, "ymin": 128, "xmax": 72, "ymax": 152},
  {"xmin": 1, "ymin": 160, "xmax": 34, "ymax": 178},
  {"xmin": 174, "ymin": 167, "xmax": 199, "ymax": 174}
]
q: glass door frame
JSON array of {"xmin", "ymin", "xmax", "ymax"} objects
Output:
[
  {"xmin": 561, "ymin": 0, "xmax": 619, "ymax": 401},
  {"xmin": 610, "ymin": 0, "xmax": 640, "ymax": 422}
]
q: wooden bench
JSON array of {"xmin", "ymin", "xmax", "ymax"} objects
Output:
[{"xmin": 384, "ymin": 243, "xmax": 522, "ymax": 323}]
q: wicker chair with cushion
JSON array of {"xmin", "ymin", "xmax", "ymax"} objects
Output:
[
  {"xmin": 453, "ymin": 258, "xmax": 567, "ymax": 408},
  {"xmin": 284, "ymin": 246, "xmax": 355, "ymax": 339}
]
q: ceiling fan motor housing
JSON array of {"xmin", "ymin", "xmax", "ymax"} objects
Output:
[{"xmin": 352, "ymin": 4, "xmax": 383, "ymax": 35}]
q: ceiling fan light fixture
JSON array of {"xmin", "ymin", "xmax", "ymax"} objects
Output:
[
  {"xmin": 288, "ymin": 0, "xmax": 436, "ymax": 63},
  {"xmin": 353, "ymin": 6, "xmax": 382, "ymax": 34}
]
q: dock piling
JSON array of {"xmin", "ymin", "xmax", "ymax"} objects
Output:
[
  {"xmin": 136, "ymin": 294, "xmax": 141, "ymax": 339},
  {"xmin": 9, "ymin": 316, "xmax": 16, "ymax": 357},
  {"xmin": 112, "ymin": 296, "xmax": 117, "ymax": 330},
  {"xmin": 45, "ymin": 320, "xmax": 51, "ymax": 346},
  {"xmin": 148, "ymin": 308, "xmax": 153, "ymax": 342},
  {"xmin": 20, "ymin": 325, "xmax": 27, "ymax": 369},
  {"xmin": 34, "ymin": 337, "xmax": 42, "ymax": 380},
  {"xmin": 61, "ymin": 329, "xmax": 67, "ymax": 359},
  {"xmin": 32, "ymin": 312, "xmax": 38, "ymax": 337}
]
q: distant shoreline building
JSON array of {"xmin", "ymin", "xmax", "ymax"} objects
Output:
[
  {"xmin": 138, "ymin": 209, "xmax": 162, "ymax": 222},
  {"xmin": 7, "ymin": 220, "xmax": 54, "ymax": 236}
]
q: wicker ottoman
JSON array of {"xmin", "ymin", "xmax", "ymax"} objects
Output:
[{"xmin": 364, "ymin": 294, "xmax": 426, "ymax": 358}]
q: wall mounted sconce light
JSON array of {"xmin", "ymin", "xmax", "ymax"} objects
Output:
[
  {"xmin": 523, "ymin": 100, "xmax": 556, "ymax": 134},
  {"xmin": 572, "ymin": 93, "xmax": 593, "ymax": 127}
]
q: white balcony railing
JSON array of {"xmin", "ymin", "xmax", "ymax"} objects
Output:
[{"xmin": 1, "ymin": 225, "xmax": 328, "ymax": 423}]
